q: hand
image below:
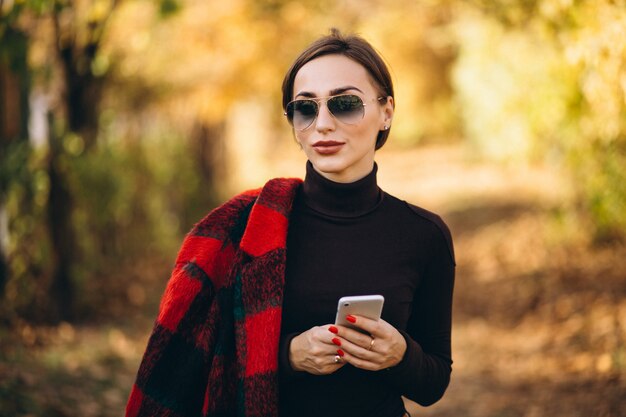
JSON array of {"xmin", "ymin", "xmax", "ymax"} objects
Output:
[
  {"xmin": 289, "ymin": 325, "xmax": 346, "ymax": 375},
  {"xmin": 332, "ymin": 315, "xmax": 407, "ymax": 371}
]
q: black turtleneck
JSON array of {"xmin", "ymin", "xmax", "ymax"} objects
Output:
[{"xmin": 279, "ymin": 162, "xmax": 456, "ymax": 417}]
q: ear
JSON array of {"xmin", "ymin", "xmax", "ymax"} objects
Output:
[{"xmin": 380, "ymin": 96, "xmax": 394, "ymax": 130}]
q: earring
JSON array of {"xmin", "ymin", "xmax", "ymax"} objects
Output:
[{"xmin": 383, "ymin": 125, "xmax": 389, "ymax": 130}]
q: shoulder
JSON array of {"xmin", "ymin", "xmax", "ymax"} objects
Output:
[
  {"xmin": 385, "ymin": 193, "xmax": 455, "ymax": 265},
  {"xmin": 254, "ymin": 177, "xmax": 303, "ymax": 216},
  {"xmin": 190, "ymin": 177, "xmax": 302, "ymax": 242}
]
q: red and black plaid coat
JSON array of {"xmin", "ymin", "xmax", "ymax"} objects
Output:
[{"xmin": 126, "ymin": 178, "xmax": 302, "ymax": 417}]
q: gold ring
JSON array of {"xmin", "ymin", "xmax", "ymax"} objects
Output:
[
  {"xmin": 368, "ymin": 337, "xmax": 375, "ymax": 351},
  {"xmin": 334, "ymin": 355, "xmax": 342, "ymax": 364}
]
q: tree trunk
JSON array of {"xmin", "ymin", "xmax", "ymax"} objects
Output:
[
  {"xmin": 44, "ymin": 43, "xmax": 103, "ymax": 322},
  {"xmin": 187, "ymin": 121, "xmax": 224, "ymax": 227},
  {"xmin": 59, "ymin": 44, "xmax": 104, "ymax": 150},
  {"xmin": 46, "ymin": 125, "xmax": 76, "ymax": 322},
  {"xmin": 192, "ymin": 120, "xmax": 225, "ymax": 188},
  {"xmin": 0, "ymin": 26, "xmax": 30, "ymax": 299},
  {"xmin": 42, "ymin": 4, "xmax": 114, "ymax": 321}
]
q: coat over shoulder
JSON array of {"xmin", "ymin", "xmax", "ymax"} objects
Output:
[{"xmin": 125, "ymin": 178, "xmax": 302, "ymax": 417}]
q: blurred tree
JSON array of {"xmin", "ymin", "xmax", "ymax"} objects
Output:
[
  {"xmin": 1, "ymin": 0, "xmax": 122, "ymax": 321},
  {"xmin": 42, "ymin": 0, "xmax": 117, "ymax": 320},
  {"xmin": 0, "ymin": 2, "xmax": 32, "ymax": 305},
  {"xmin": 46, "ymin": 0, "xmax": 120, "ymax": 320},
  {"xmin": 452, "ymin": 0, "xmax": 626, "ymax": 240},
  {"xmin": 358, "ymin": 0, "xmax": 459, "ymax": 144}
]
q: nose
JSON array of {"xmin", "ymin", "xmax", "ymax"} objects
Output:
[{"xmin": 314, "ymin": 102, "xmax": 336, "ymax": 133}]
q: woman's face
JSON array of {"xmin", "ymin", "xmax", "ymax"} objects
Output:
[{"xmin": 291, "ymin": 54, "xmax": 393, "ymax": 183}]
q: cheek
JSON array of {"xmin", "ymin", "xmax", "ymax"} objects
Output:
[
  {"xmin": 362, "ymin": 110, "xmax": 382, "ymax": 132},
  {"xmin": 355, "ymin": 119, "xmax": 381, "ymax": 145},
  {"xmin": 294, "ymin": 131, "xmax": 306, "ymax": 145}
]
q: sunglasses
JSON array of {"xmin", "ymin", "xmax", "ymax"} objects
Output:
[{"xmin": 284, "ymin": 94, "xmax": 386, "ymax": 131}]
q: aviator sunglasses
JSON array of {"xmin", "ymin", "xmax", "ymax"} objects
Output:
[{"xmin": 285, "ymin": 94, "xmax": 387, "ymax": 131}]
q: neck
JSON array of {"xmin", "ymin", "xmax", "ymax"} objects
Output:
[
  {"xmin": 311, "ymin": 160, "xmax": 376, "ymax": 184},
  {"xmin": 301, "ymin": 160, "xmax": 382, "ymax": 218}
]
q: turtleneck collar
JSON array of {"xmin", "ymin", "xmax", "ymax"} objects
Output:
[{"xmin": 300, "ymin": 161, "xmax": 383, "ymax": 218}]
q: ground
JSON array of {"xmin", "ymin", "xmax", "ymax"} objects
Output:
[{"xmin": 1, "ymin": 144, "xmax": 625, "ymax": 417}]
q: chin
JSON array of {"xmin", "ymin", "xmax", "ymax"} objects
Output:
[{"xmin": 309, "ymin": 158, "xmax": 348, "ymax": 175}]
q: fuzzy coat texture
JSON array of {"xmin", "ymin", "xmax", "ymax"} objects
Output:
[{"xmin": 125, "ymin": 178, "xmax": 302, "ymax": 417}]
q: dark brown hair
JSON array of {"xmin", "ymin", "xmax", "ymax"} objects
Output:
[{"xmin": 282, "ymin": 28, "xmax": 395, "ymax": 150}]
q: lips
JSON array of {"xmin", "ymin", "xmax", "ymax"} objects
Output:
[{"xmin": 312, "ymin": 140, "xmax": 344, "ymax": 155}]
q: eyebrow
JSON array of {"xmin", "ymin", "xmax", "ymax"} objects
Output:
[{"xmin": 295, "ymin": 85, "xmax": 364, "ymax": 98}]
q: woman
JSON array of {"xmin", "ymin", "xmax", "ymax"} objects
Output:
[{"xmin": 126, "ymin": 29, "xmax": 455, "ymax": 417}]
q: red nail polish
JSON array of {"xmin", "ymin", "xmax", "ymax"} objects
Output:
[
  {"xmin": 329, "ymin": 326, "xmax": 338, "ymax": 334},
  {"xmin": 332, "ymin": 337, "xmax": 341, "ymax": 346},
  {"xmin": 337, "ymin": 349, "xmax": 345, "ymax": 356},
  {"xmin": 346, "ymin": 315, "xmax": 356, "ymax": 323}
]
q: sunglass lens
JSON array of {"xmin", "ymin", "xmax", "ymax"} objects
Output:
[
  {"xmin": 328, "ymin": 95, "xmax": 364, "ymax": 124},
  {"xmin": 287, "ymin": 100, "xmax": 318, "ymax": 130}
]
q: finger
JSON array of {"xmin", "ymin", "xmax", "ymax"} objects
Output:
[
  {"xmin": 327, "ymin": 352, "xmax": 347, "ymax": 369},
  {"xmin": 334, "ymin": 335, "xmax": 381, "ymax": 363},
  {"xmin": 334, "ymin": 325, "xmax": 376, "ymax": 350},
  {"xmin": 344, "ymin": 314, "xmax": 385, "ymax": 337},
  {"xmin": 316, "ymin": 325, "xmax": 344, "ymax": 346},
  {"xmin": 306, "ymin": 338, "xmax": 342, "ymax": 359},
  {"xmin": 340, "ymin": 349, "xmax": 379, "ymax": 371}
]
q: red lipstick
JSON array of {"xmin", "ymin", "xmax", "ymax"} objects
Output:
[{"xmin": 312, "ymin": 140, "xmax": 344, "ymax": 155}]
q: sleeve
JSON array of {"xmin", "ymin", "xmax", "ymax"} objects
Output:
[
  {"xmin": 381, "ymin": 221, "xmax": 456, "ymax": 406},
  {"xmin": 125, "ymin": 233, "xmax": 234, "ymax": 417},
  {"xmin": 278, "ymin": 332, "xmax": 304, "ymax": 380}
]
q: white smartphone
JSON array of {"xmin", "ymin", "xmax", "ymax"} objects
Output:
[{"xmin": 334, "ymin": 295, "xmax": 385, "ymax": 333}]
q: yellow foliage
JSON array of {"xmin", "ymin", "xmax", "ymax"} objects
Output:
[{"xmin": 452, "ymin": 0, "xmax": 626, "ymax": 237}]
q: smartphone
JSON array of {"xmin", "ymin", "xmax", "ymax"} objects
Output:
[{"xmin": 334, "ymin": 295, "xmax": 384, "ymax": 333}]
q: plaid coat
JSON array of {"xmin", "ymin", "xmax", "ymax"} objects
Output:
[{"xmin": 126, "ymin": 178, "xmax": 302, "ymax": 417}]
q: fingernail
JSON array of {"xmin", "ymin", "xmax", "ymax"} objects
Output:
[
  {"xmin": 346, "ymin": 315, "xmax": 356, "ymax": 323},
  {"xmin": 337, "ymin": 349, "xmax": 345, "ymax": 356},
  {"xmin": 332, "ymin": 337, "xmax": 341, "ymax": 346},
  {"xmin": 329, "ymin": 326, "xmax": 338, "ymax": 334}
]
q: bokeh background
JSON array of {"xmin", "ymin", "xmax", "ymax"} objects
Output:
[{"xmin": 1, "ymin": 0, "xmax": 625, "ymax": 416}]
